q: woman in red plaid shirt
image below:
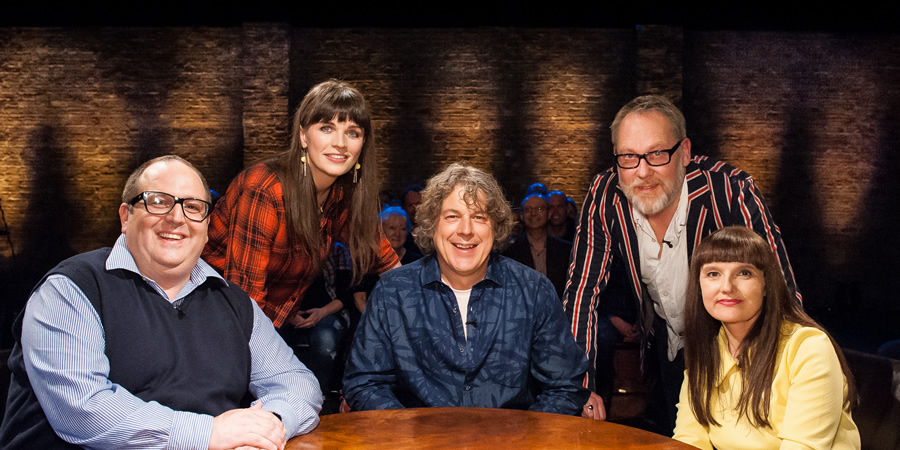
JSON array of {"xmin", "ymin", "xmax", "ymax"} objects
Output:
[{"xmin": 203, "ymin": 80, "xmax": 400, "ymax": 404}]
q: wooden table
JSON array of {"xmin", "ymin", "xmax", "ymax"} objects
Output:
[{"xmin": 287, "ymin": 407, "xmax": 695, "ymax": 449}]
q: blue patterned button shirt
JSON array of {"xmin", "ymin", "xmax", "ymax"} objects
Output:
[{"xmin": 343, "ymin": 253, "xmax": 590, "ymax": 415}]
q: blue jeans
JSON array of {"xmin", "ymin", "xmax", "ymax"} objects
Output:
[
  {"xmin": 278, "ymin": 314, "xmax": 348, "ymax": 394},
  {"xmin": 594, "ymin": 316, "xmax": 622, "ymax": 409}
]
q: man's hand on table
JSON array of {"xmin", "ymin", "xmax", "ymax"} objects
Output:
[
  {"xmin": 582, "ymin": 392, "xmax": 607, "ymax": 421},
  {"xmin": 209, "ymin": 402, "xmax": 286, "ymax": 450}
]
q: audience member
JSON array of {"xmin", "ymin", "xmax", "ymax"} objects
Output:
[
  {"xmin": 503, "ymin": 193, "xmax": 572, "ymax": 300},
  {"xmin": 202, "ymin": 80, "xmax": 399, "ymax": 345},
  {"xmin": 566, "ymin": 196, "xmax": 578, "ymax": 221},
  {"xmin": 526, "ymin": 182, "xmax": 548, "ymax": 196},
  {"xmin": 401, "ymin": 184, "xmax": 425, "ymax": 255},
  {"xmin": 378, "ymin": 189, "xmax": 397, "ymax": 209},
  {"xmin": 564, "ymin": 95, "xmax": 800, "ymax": 434},
  {"xmin": 674, "ymin": 226, "xmax": 859, "ymax": 449},
  {"xmin": 344, "ymin": 163, "xmax": 597, "ymax": 419},
  {"xmin": 401, "ymin": 184, "xmax": 424, "ymax": 225},
  {"xmin": 547, "ymin": 190, "xmax": 576, "ymax": 242},
  {"xmin": 0, "ymin": 155, "xmax": 321, "ymax": 449},
  {"xmin": 379, "ymin": 206, "xmax": 422, "ymax": 265}
]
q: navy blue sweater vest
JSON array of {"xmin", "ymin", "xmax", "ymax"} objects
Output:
[{"xmin": 0, "ymin": 248, "xmax": 255, "ymax": 448}]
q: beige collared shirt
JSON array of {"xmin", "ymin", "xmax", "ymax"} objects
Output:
[{"xmin": 632, "ymin": 181, "xmax": 689, "ymax": 361}]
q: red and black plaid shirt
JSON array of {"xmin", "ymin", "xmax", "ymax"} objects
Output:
[{"xmin": 203, "ymin": 163, "xmax": 398, "ymax": 327}]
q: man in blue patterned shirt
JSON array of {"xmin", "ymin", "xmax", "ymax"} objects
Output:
[
  {"xmin": 344, "ymin": 163, "xmax": 594, "ymax": 417},
  {"xmin": 0, "ymin": 155, "xmax": 322, "ymax": 449}
]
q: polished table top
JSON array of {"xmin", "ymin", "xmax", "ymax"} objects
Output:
[{"xmin": 287, "ymin": 407, "xmax": 695, "ymax": 449}]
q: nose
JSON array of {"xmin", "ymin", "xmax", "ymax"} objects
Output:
[
  {"xmin": 164, "ymin": 203, "xmax": 187, "ymax": 224},
  {"xmin": 721, "ymin": 275, "xmax": 735, "ymax": 293},
  {"xmin": 458, "ymin": 217, "xmax": 474, "ymax": 236},
  {"xmin": 634, "ymin": 157, "xmax": 653, "ymax": 178},
  {"xmin": 334, "ymin": 131, "xmax": 347, "ymax": 148}
]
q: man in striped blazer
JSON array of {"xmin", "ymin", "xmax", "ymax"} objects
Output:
[{"xmin": 564, "ymin": 95, "xmax": 801, "ymax": 433}]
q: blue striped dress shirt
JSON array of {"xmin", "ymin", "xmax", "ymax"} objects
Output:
[{"xmin": 20, "ymin": 234, "xmax": 322, "ymax": 448}]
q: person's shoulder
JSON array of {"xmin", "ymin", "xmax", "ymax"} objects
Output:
[
  {"xmin": 377, "ymin": 257, "xmax": 428, "ymax": 288},
  {"xmin": 547, "ymin": 234, "xmax": 572, "ymax": 249},
  {"xmin": 219, "ymin": 163, "xmax": 284, "ymax": 209},
  {"xmin": 690, "ymin": 155, "xmax": 753, "ymax": 182},
  {"xmin": 494, "ymin": 254, "xmax": 552, "ymax": 286},
  {"xmin": 783, "ymin": 323, "xmax": 830, "ymax": 348},
  {"xmin": 503, "ymin": 234, "xmax": 528, "ymax": 253},
  {"xmin": 589, "ymin": 166, "xmax": 619, "ymax": 189},
  {"xmin": 50, "ymin": 247, "xmax": 114, "ymax": 277},
  {"xmin": 780, "ymin": 323, "xmax": 837, "ymax": 367},
  {"xmin": 239, "ymin": 163, "xmax": 282, "ymax": 187}
]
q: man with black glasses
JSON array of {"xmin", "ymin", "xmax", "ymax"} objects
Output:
[
  {"xmin": 0, "ymin": 155, "xmax": 322, "ymax": 449},
  {"xmin": 564, "ymin": 95, "xmax": 802, "ymax": 432}
]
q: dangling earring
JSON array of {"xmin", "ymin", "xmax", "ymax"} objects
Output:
[
  {"xmin": 353, "ymin": 162, "xmax": 361, "ymax": 183},
  {"xmin": 301, "ymin": 153, "xmax": 308, "ymax": 177}
]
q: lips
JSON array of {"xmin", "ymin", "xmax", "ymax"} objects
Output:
[
  {"xmin": 634, "ymin": 183, "xmax": 659, "ymax": 193},
  {"xmin": 453, "ymin": 243, "xmax": 476, "ymax": 250},
  {"xmin": 159, "ymin": 232, "xmax": 185, "ymax": 240},
  {"xmin": 717, "ymin": 298, "xmax": 742, "ymax": 306},
  {"xmin": 324, "ymin": 154, "xmax": 349, "ymax": 162}
]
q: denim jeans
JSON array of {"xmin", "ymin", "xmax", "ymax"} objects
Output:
[{"xmin": 278, "ymin": 314, "xmax": 348, "ymax": 395}]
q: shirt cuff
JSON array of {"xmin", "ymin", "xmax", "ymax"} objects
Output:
[{"xmin": 168, "ymin": 410, "xmax": 213, "ymax": 450}]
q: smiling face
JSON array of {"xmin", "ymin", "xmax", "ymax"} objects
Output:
[
  {"xmin": 299, "ymin": 115, "xmax": 365, "ymax": 192},
  {"xmin": 118, "ymin": 159, "xmax": 209, "ymax": 288},
  {"xmin": 700, "ymin": 261, "xmax": 766, "ymax": 342},
  {"xmin": 548, "ymin": 193, "xmax": 567, "ymax": 227},
  {"xmin": 381, "ymin": 213, "xmax": 408, "ymax": 252},
  {"xmin": 521, "ymin": 195, "xmax": 549, "ymax": 231},
  {"xmin": 433, "ymin": 184, "xmax": 494, "ymax": 290},
  {"xmin": 615, "ymin": 111, "xmax": 691, "ymax": 218}
]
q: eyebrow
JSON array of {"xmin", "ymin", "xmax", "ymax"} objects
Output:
[
  {"xmin": 703, "ymin": 262, "xmax": 758, "ymax": 270},
  {"xmin": 627, "ymin": 146, "xmax": 671, "ymax": 154}
]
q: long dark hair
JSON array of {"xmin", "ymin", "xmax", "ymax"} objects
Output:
[
  {"xmin": 683, "ymin": 226, "xmax": 856, "ymax": 428},
  {"xmin": 265, "ymin": 79, "xmax": 381, "ymax": 282}
]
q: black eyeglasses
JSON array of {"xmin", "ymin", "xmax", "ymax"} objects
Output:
[
  {"xmin": 128, "ymin": 191, "xmax": 212, "ymax": 222},
  {"xmin": 614, "ymin": 140, "xmax": 683, "ymax": 169}
]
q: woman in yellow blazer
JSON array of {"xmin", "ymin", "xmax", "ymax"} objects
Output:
[{"xmin": 674, "ymin": 226, "xmax": 860, "ymax": 449}]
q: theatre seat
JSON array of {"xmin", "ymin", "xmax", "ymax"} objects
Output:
[{"xmin": 842, "ymin": 348, "xmax": 900, "ymax": 450}]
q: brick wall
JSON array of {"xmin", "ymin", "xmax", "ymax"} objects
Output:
[
  {"xmin": 1, "ymin": 25, "xmax": 899, "ymax": 332},
  {"xmin": 0, "ymin": 27, "xmax": 245, "ymax": 264},
  {"xmin": 287, "ymin": 28, "xmax": 635, "ymax": 205},
  {"xmin": 683, "ymin": 31, "xmax": 900, "ymax": 312}
]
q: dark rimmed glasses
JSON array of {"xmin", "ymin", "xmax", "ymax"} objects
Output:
[
  {"xmin": 128, "ymin": 191, "xmax": 212, "ymax": 222},
  {"xmin": 614, "ymin": 140, "xmax": 683, "ymax": 169}
]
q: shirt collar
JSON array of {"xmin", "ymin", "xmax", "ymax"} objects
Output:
[
  {"xmin": 106, "ymin": 233, "xmax": 227, "ymax": 288},
  {"xmin": 420, "ymin": 252, "xmax": 501, "ymax": 289}
]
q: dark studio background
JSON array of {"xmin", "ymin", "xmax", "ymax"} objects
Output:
[{"xmin": 1, "ymin": 1, "xmax": 898, "ymax": 352}]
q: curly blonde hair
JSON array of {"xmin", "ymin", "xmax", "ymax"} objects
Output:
[{"xmin": 412, "ymin": 162, "xmax": 514, "ymax": 254}]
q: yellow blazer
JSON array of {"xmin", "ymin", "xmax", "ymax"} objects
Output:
[{"xmin": 674, "ymin": 323, "xmax": 860, "ymax": 449}]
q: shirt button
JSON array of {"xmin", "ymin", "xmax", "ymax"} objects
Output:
[
  {"xmin": 453, "ymin": 308, "xmax": 458, "ymax": 314},
  {"xmin": 465, "ymin": 385, "xmax": 471, "ymax": 391},
  {"xmin": 459, "ymin": 346, "xmax": 465, "ymax": 353}
]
